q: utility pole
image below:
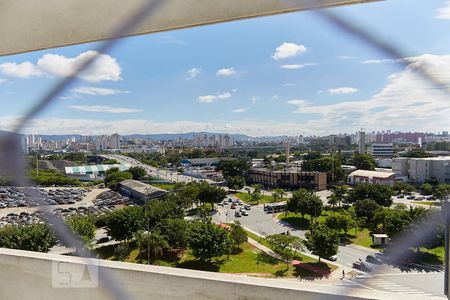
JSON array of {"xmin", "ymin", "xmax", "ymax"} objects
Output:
[{"xmin": 35, "ymin": 151, "xmax": 39, "ymax": 176}]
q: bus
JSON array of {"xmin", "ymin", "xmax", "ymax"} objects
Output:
[{"xmin": 265, "ymin": 201, "xmax": 287, "ymax": 213}]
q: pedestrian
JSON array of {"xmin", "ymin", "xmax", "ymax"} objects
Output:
[{"xmin": 342, "ymin": 270, "xmax": 345, "ymax": 279}]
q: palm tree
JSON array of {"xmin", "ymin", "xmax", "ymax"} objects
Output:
[
  {"xmin": 146, "ymin": 232, "xmax": 169, "ymax": 263},
  {"xmin": 272, "ymin": 188, "xmax": 285, "ymax": 203},
  {"xmin": 133, "ymin": 230, "xmax": 146, "ymax": 263}
]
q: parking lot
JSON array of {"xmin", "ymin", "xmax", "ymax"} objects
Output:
[{"xmin": 0, "ymin": 187, "xmax": 133, "ymax": 228}]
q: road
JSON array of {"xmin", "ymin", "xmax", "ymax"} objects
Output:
[{"xmin": 213, "ymin": 198, "xmax": 444, "ymax": 298}]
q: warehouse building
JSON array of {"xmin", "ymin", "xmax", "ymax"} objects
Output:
[
  {"xmin": 64, "ymin": 163, "xmax": 130, "ymax": 181},
  {"xmin": 118, "ymin": 180, "xmax": 167, "ymax": 200}
]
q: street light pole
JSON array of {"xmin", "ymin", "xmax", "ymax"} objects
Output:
[{"xmin": 444, "ymin": 198, "xmax": 450, "ymax": 298}]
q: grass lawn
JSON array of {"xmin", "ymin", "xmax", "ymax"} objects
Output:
[
  {"xmin": 97, "ymin": 240, "xmax": 336, "ymax": 279},
  {"xmin": 150, "ymin": 183, "xmax": 177, "ymax": 190},
  {"xmin": 412, "ymin": 201, "xmax": 442, "ymax": 206},
  {"xmin": 278, "ymin": 212, "xmax": 380, "ymax": 249},
  {"xmin": 235, "ymin": 192, "xmax": 276, "ymax": 205},
  {"xmin": 418, "ymin": 246, "xmax": 444, "ymax": 265}
]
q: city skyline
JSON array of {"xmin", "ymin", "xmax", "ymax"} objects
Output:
[{"xmin": 0, "ymin": 1, "xmax": 449, "ymax": 136}]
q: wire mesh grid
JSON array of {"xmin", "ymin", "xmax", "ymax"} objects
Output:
[{"xmin": 0, "ymin": 0, "xmax": 449, "ymax": 299}]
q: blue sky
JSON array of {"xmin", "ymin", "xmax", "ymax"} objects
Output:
[{"xmin": 0, "ymin": 0, "xmax": 449, "ymax": 136}]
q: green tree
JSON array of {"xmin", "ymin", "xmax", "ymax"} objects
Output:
[
  {"xmin": 305, "ymin": 224, "xmax": 340, "ymax": 262},
  {"xmin": 66, "ymin": 215, "xmax": 96, "ymax": 243},
  {"xmin": 218, "ymin": 159, "xmax": 249, "ymax": 178},
  {"xmin": 371, "ymin": 207, "xmax": 411, "ymax": 237},
  {"xmin": 133, "ymin": 230, "xmax": 146, "ymax": 263},
  {"xmin": 226, "ymin": 176, "xmax": 246, "ymax": 191},
  {"xmin": 105, "ymin": 206, "xmax": 145, "ymax": 241},
  {"xmin": 346, "ymin": 183, "xmax": 393, "ymax": 207},
  {"xmin": 104, "ymin": 170, "xmax": 133, "ymax": 190},
  {"xmin": 229, "ymin": 221, "xmax": 247, "ymax": 251},
  {"xmin": 114, "ymin": 243, "xmax": 129, "ymax": 261},
  {"xmin": 287, "ymin": 189, "xmax": 311, "ymax": 219},
  {"xmin": 187, "ymin": 221, "xmax": 229, "ymax": 262},
  {"xmin": 302, "ymin": 157, "xmax": 344, "ymax": 182},
  {"xmin": 266, "ymin": 234, "xmax": 303, "ymax": 267},
  {"xmin": 128, "ymin": 166, "xmax": 147, "ymax": 180},
  {"xmin": 351, "ymin": 154, "xmax": 376, "ymax": 170},
  {"xmin": 433, "ymin": 184, "xmax": 450, "ymax": 200},
  {"xmin": 420, "ymin": 183, "xmax": 433, "ymax": 195},
  {"xmin": 328, "ymin": 185, "xmax": 348, "ymax": 208},
  {"xmin": 145, "ymin": 232, "xmax": 169, "ymax": 262},
  {"xmin": 156, "ymin": 218, "xmax": 189, "ymax": 249},
  {"xmin": 325, "ymin": 212, "xmax": 354, "ymax": 234},
  {"xmin": 0, "ymin": 224, "xmax": 56, "ymax": 253},
  {"xmin": 306, "ymin": 194, "xmax": 323, "ymax": 223},
  {"xmin": 197, "ymin": 182, "xmax": 227, "ymax": 210},
  {"xmin": 393, "ymin": 182, "xmax": 415, "ymax": 195},
  {"xmin": 272, "ymin": 188, "xmax": 286, "ymax": 203},
  {"xmin": 354, "ymin": 199, "xmax": 380, "ymax": 223}
]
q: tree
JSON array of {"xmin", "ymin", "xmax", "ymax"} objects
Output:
[
  {"xmin": 66, "ymin": 215, "xmax": 96, "ymax": 243},
  {"xmin": 420, "ymin": 183, "xmax": 433, "ymax": 195},
  {"xmin": 157, "ymin": 218, "xmax": 189, "ymax": 249},
  {"xmin": 128, "ymin": 166, "xmax": 147, "ymax": 180},
  {"xmin": 393, "ymin": 182, "xmax": 415, "ymax": 195},
  {"xmin": 145, "ymin": 197, "xmax": 184, "ymax": 230},
  {"xmin": 354, "ymin": 199, "xmax": 380, "ymax": 223},
  {"xmin": 287, "ymin": 189, "xmax": 311, "ymax": 219},
  {"xmin": 266, "ymin": 234, "xmax": 303, "ymax": 267},
  {"xmin": 304, "ymin": 151, "xmax": 322, "ymax": 161},
  {"xmin": 328, "ymin": 185, "xmax": 347, "ymax": 208},
  {"xmin": 305, "ymin": 224, "xmax": 340, "ymax": 262},
  {"xmin": 325, "ymin": 212, "xmax": 354, "ymax": 234},
  {"xmin": 105, "ymin": 206, "xmax": 145, "ymax": 241},
  {"xmin": 133, "ymin": 230, "xmax": 146, "ymax": 263},
  {"xmin": 272, "ymin": 188, "xmax": 286, "ymax": 203},
  {"xmin": 346, "ymin": 183, "xmax": 393, "ymax": 207},
  {"xmin": 197, "ymin": 182, "xmax": 226, "ymax": 210},
  {"xmin": 217, "ymin": 159, "xmax": 249, "ymax": 178},
  {"xmin": 104, "ymin": 169, "xmax": 133, "ymax": 190},
  {"xmin": 114, "ymin": 243, "xmax": 129, "ymax": 261},
  {"xmin": 302, "ymin": 157, "xmax": 344, "ymax": 182},
  {"xmin": 371, "ymin": 207, "xmax": 413, "ymax": 237},
  {"xmin": 145, "ymin": 232, "xmax": 169, "ymax": 262},
  {"xmin": 351, "ymin": 154, "xmax": 376, "ymax": 171},
  {"xmin": 0, "ymin": 224, "xmax": 56, "ymax": 253},
  {"xmin": 187, "ymin": 221, "xmax": 229, "ymax": 261},
  {"xmin": 306, "ymin": 194, "xmax": 323, "ymax": 223},
  {"xmin": 226, "ymin": 176, "xmax": 245, "ymax": 191},
  {"xmin": 229, "ymin": 221, "xmax": 247, "ymax": 252},
  {"xmin": 433, "ymin": 184, "xmax": 450, "ymax": 200}
]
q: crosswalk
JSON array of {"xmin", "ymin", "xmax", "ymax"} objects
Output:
[
  {"xmin": 366, "ymin": 278, "xmax": 433, "ymax": 295},
  {"xmin": 335, "ymin": 276, "xmax": 440, "ymax": 298}
]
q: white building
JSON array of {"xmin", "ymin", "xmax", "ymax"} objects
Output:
[
  {"xmin": 392, "ymin": 156, "xmax": 450, "ymax": 183},
  {"xmin": 348, "ymin": 170, "xmax": 396, "ymax": 186},
  {"xmin": 368, "ymin": 143, "xmax": 393, "ymax": 158}
]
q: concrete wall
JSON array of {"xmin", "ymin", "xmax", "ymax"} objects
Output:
[{"xmin": 0, "ymin": 248, "xmax": 408, "ymax": 300}]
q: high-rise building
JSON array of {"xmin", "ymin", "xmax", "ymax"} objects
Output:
[
  {"xmin": 110, "ymin": 133, "xmax": 120, "ymax": 149},
  {"xmin": 358, "ymin": 130, "xmax": 366, "ymax": 154}
]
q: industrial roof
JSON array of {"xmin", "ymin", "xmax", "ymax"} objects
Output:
[
  {"xmin": 65, "ymin": 164, "xmax": 130, "ymax": 175},
  {"xmin": 349, "ymin": 170, "xmax": 395, "ymax": 178},
  {"xmin": 119, "ymin": 180, "xmax": 167, "ymax": 199}
]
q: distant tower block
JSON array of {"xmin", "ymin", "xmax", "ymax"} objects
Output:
[{"xmin": 359, "ymin": 129, "xmax": 366, "ymax": 154}]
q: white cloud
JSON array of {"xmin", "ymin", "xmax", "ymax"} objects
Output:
[
  {"xmin": 328, "ymin": 87, "xmax": 359, "ymax": 94},
  {"xmin": 0, "ymin": 62, "xmax": 44, "ymax": 78},
  {"xmin": 437, "ymin": 1, "xmax": 450, "ymax": 19},
  {"xmin": 272, "ymin": 43, "xmax": 306, "ymax": 60},
  {"xmin": 232, "ymin": 108, "xmax": 249, "ymax": 113},
  {"xmin": 280, "ymin": 63, "xmax": 317, "ymax": 69},
  {"xmin": 361, "ymin": 58, "xmax": 402, "ymax": 64},
  {"xmin": 69, "ymin": 105, "xmax": 141, "ymax": 113},
  {"xmin": 185, "ymin": 68, "xmax": 201, "ymax": 80},
  {"xmin": 286, "ymin": 99, "xmax": 309, "ymax": 106},
  {"xmin": 216, "ymin": 68, "xmax": 236, "ymax": 76},
  {"xmin": 70, "ymin": 87, "xmax": 128, "ymax": 96},
  {"xmin": 198, "ymin": 91, "xmax": 231, "ymax": 103},
  {"xmin": 337, "ymin": 55, "xmax": 357, "ymax": 59},
  {"xmin": 286, "ymin": 53, "xmax": 450, "ymax": 134},
  {"xmin": 0, "ymin": 79, "xmax": 7, "ymax": 84},
  {"xmin": 0, "ymin": 51, "xmax": 121, "ymax": 82}
]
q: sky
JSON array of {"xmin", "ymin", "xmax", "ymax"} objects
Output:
[{"xmin": 0, "ymin": 0, "xmax": 449, "ymax": 137}]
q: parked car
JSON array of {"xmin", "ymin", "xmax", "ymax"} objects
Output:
[
  {"xmin": 397, "ymin": 194, "xmax": 405, "ymax": 199},
  {"xmin": 230, "ymin": 204, "xmax": 236, "ymax": 209},
  {"xmin": 244, "ymin": 205, "xmax": 251, "ymax": 210},
  {"xmin": 235, "ymin": 211, "xmax": 241, "ymax": 217},
  {"xmin": 328, "ymin": 255, "xmax": 337, "ymax": 261},
  {"xmin": 366, "ymin": 255, "xmax": 383, "ymax": 264},
  {"xmin": 406, "ymin": 195, "xmax": 415, "ymax": 200},
  {"xmin": 241, "ymin": 211, "xmax": 249, "ymax": 216},
  {"xmin": 353, "ymin": 261, "xmax": 373, "ymax": 272}
]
